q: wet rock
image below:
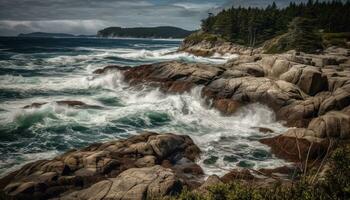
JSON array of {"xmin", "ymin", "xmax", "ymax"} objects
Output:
[
  {"xmin": 0, "ymin": 132, "xmax": 201, "ymax": 199},
  {"xmin": 253, "ymin": 127, "xmax": 274, "ymax": 133},
  {"xmin": 212, "ymin": 99, "xmax": 241, "ymax": 115},
  {"xmin": 22, "ymin": 102, "xmax": 47, "ymax": 109},
  {"xmin": 23, "ymin": 100, "xmax": 103, "ymax": 109},
  {"xmin": 122, "ymin": 61, "xmax": 224, "ymax": 93},
  {"xmin": 93, "ymin": 65, "xmax": 131, "ymax": 74}
]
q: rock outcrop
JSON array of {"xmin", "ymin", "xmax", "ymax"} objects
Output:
[
  {"xmin": 179, "ymin": 38, "xmax": 261, "ymax": 56},
  {"xmin": 60, "ymin": 165, "xmax": 182, "ymax": 200},
  {"xmin": 0, "ymin": 132, "xmax": 201, "ymax": 200},
  {"xmin": 93, "ymin": 46, "xmax": 350, "ymax": 164}
]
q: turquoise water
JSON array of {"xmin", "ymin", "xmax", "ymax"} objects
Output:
[{"xmin": 0, "ymin": 37, "xmax": 288, "ymax": 176}]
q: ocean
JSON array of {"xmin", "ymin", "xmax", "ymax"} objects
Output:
[{"xmin": 0, "ymin": 37, "xmax": 288, "ymax": 177}]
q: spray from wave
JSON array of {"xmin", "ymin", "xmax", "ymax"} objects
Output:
[{"xmin": 0, "ymin": 37, "xmax": 286, "ymax": 177}]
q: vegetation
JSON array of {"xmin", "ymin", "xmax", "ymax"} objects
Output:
[
  {"xmin": 168, "ymin": 144, "xmax": 350, "ymax": 200},
  {"xmin": 97, "ymin": 26, "xmax": 194, "ymax": 39},
  {"xmin": 183, "ymin": 32, "xmax": 225, "ymax": 45},
  {"xmin": 264, "ymin": 17, "xmax": 323, "ymax": 53},
  {"xmin": 322, "ymin": 32, "xmax": 350, "ymax": 48},
  {"xmin": 196, "ymin": 0, "xmax": 350, "ymax": 52}
]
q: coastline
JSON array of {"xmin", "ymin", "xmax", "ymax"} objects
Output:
[{"xmin": 0, "ymin": 37, "xmax": 349, "ymax": 199}]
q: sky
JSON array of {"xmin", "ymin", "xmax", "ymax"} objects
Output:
[{"xmin": 0, "ymin": 0, "xmax": 320, "ymax": 36}]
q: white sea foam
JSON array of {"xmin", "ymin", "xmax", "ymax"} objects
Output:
[{"xmin": 0, "ymin": 38, "xmax": 288, "ymax": 177}]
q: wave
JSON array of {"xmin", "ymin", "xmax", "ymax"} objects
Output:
[{"xmin": 0, "ymin": 38, "xmax": 288, "ymax": 177}]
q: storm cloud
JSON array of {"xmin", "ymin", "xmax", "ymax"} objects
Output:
[{"xmin": 0, "ymin": 0, "xmax": 324, "ymax": 36}]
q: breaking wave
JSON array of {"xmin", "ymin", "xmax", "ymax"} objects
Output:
[{"xmin": 0, "ymin": 37, "xmax": 287, "ymax": 177}]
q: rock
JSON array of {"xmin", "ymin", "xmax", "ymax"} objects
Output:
[
  {"xmin": 253, "ymin": 127, "xmax": 274, "ymax": 133},
  {"xmin": 135, "ymin": 155, "xmax": 157, "ymax": 167},
  {"xmin": 221, "ymin": 169, "xmax": 255, "ymax": 183},
  {"xmin": 318, "ymin": 84, "xmax": 350, "ymax": 115},
  {"xmin": 212, "ymin": 99, "xmax": 241, "ymax": 115},
  {"xmin": 23, "ymin": 101, "xmax": 103, "ymax": 109},
  {"xmin": 260, "ymin": 128, "xmax": 329, "ymax": 161},
  {"xmin": 61, "ymin": 166, "xmax": 182, "ymax": 200},
  {"xmin": 93, "ymin": 65, "xmax": 131, "ymax": 74},
  {"xmin": 203, "ymin": 76, "xmax": 305, "ymax": 111},
  {"xmin": 22, "ymin": 102, "xmax": 47, "ymax": 109},
  {"xmin": 59, "ymin": 180, "xmax": 113, "ymax": 200},
  {"xmin": 226, "ymin": 55, "xmax": 261, "ymax": 65},
  {"xmin": 270, "ymin": 59, "xmax": 293, "ymax": 77},
  {"xmin": 196, "ymin": 175, "xmax": 223, "ymax": 194},
  {"xmin": 258, "ymin": 166, "xmax": 299, "ymax": 178},
  {"xmin": 122, "ymin": 61, "xmax": 224, "ymax": 93},
  {"xmin": 0, "ymin": 132, "xmax": 201, "ymax": 199},
  {"xmin": 280, "ymin": 65, "xmax": 328, "ymax": 95},
  {"xmin": 180, "ymin": 39, "xmax": 260, "ymax": 56},
  {"xmin": 235, "ymin": 63, "xmax": 265, "ymax": 77},
  {"xmin": 276, "ymin": 94, "xmax": 330, "ymax": 127},
  {"xmin": 148, "ymin": 134, "xmax": 185, "ymax": 159},
  {"xmin": 308, "ymin": 111, "xmax": 350, "ymax": 139}
]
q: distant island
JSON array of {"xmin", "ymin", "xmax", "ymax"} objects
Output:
[
  {"xmin": 97, "ymin": 26, "xmax": 194, "ymax": 39},
  {"xmin": 18, "ymin": 32, "xmax": 95, "ymax": 38}
]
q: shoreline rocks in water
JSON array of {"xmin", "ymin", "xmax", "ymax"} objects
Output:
[
  {"xmin": 0, "ymin": 132, "xmax": 202, "ymax": 200},
  {"xmin": 93, "ymin": 45, "xmax": 350, "ymax": 164},
  {"xmin": 2, "ymin": 40, "xmax": 349, "ymax": 199},
  {"xmin": 23, "ymin": 100, "xmax": 104, "ymax": 109}
]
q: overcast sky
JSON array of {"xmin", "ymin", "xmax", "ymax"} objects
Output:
[{"xmin": 0, "ymin": 0, "xmax": 319, "ymax": 36}]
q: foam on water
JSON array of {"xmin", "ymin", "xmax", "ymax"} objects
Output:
[{"xmin": 0, "ymin": 37, "xmax": 288, "ymax": 177}]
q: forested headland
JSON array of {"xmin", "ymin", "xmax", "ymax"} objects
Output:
[{"xmin": 186, "ymin": 0, "xmax": 350, "ymax": 53}]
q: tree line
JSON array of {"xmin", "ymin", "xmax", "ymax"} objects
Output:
[{"xmin": 201, "ymin": 0, "xmax": 350, "ymax": 47}]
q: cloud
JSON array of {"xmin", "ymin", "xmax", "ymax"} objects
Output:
[
  {"xmin": 0, "ymin": 20, "xmax": 113, "ymax": 36},
  {"xmin": 0, "ymin": 0, "xmax": 223, "ymax": 35},
  {"xmin": 0, "ymin": 0, "xmax": 327, "ymax": 36}
]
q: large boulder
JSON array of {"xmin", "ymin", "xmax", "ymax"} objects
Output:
[
  {"xmin": 280, "ymin": 65, "xmax": 328, "ymax": 95},
  {"xmin": 260, "ymin": 128, "xmax": 329, "ymax": 162},
  {"xmin": 276, "ymin": 93, "xmax": 330, "ymax": 127},
  {"xmin": 60, "ymin": 166, "xmax": 182, "ymax": 200},
  {"xmin": 122, "ymin": 61, "xmax": 224, "ymax": 93},
  {"xmin": 318, "ymin": 84, "xmax": 350, "ymax": 115},
  {"xmin": 0, "ymin": 132, "xmax": 201, "ymax": 200},
  {"xmin": 203, "ymin": 76, "xmax": 305, "ymax": 111},
  {"xmin": 308, "ymin": 111, "xmax": 350, "ymax": 139}
]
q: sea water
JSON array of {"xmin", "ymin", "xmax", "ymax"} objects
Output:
[{"xmin": 0, "ymin": 37, "xmax": 288, "ymax": 177}]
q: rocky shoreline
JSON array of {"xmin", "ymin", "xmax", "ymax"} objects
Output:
[{"xmin": 1, "ymin": 42, "xmax": 350, "ymax": 199}]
